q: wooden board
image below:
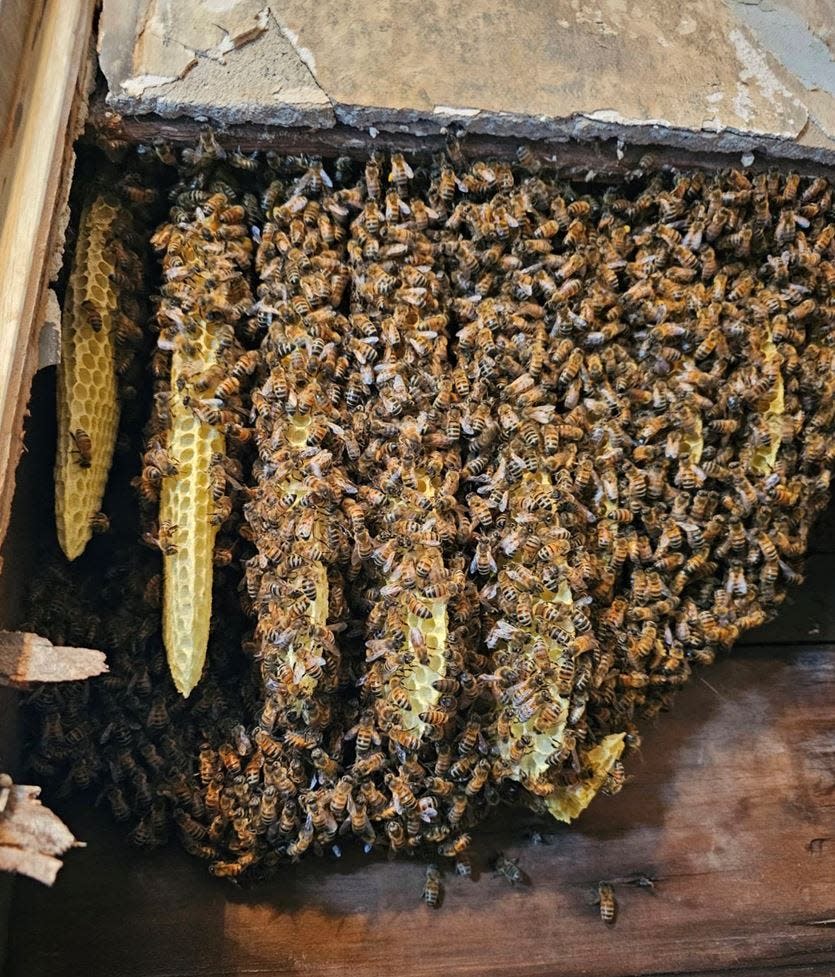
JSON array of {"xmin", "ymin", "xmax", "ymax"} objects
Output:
[
  {"xmin": 5, "ymin": 637, "xmax": 835, "ymax": 977},
  {"xmin": 0, "ymin": 0, "xmax": 31, "ymax": 140},
  {"xmin": 0, "ymin": 0, "xmax": 95, "ymax": 561}
]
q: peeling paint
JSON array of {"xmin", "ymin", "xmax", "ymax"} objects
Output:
[
  {"xmin": 121, "ymin": 73, "xmax": 183, "ymax": 97},
  {"xmin": 274, "ymin": 22, "xmax": 318, "ymax": 78},
  {"xmin": 729, "ymin": 27, "xmax": 796, "ymax": 104},
  {"xmin": 584, "ymin": 108, "xmax": 676, "ymax": 128},
  {"xmin": 433, "ymin": 105, "xmax": 481, "ymax": 118},
  {"xmin": 734, "ymin": 81, "xmax": 755, "ymax": 122},
  {"xmin": 730, "ymin": 1, "xmax": 835, "ymax": 94}
]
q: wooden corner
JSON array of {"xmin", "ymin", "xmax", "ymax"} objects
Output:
[{"xmin": 0, "ymin": 0, "xmax": 97, "ymax": 555}]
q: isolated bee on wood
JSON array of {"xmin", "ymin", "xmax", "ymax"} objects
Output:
[
  {"xmin": 422, "ymin": 863, "xmax": 443, "ymax": 908},
  {"xmin": 493, "ymin": 852, "xmax": 527, "ymax": 886},
  {"xmin": 596, "ymin": 882, "xmax": 617, "ymax": 924}
]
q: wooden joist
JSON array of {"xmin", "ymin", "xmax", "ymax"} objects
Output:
[
  {"xmin": 0, "ymin": 0, "xmax": 97, "ymax": 560},
  {"xmin": 85, "ymin": 92, "xmax": 835, "ymax": 180}
]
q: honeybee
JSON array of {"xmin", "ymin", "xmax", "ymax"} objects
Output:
[
  {"xmin": 493, "ymin": 852, "xmax": 526, "ymax": 885},
  {"xmin": 143, "ymin": 520, "xmax": 179, "ymax": 556},
  {"xmin": 146, "ymin": 694, "xmax": 170, "ymax": 731},
  {"xmin": 516, "ymin": 145, "xmax": 541, "ymax": 173},
  {"xmin": 389, "ymin": 726, "xmax": 421, "ymax": 751},
  {"xmin": 99, "ymin": 785, "xmax": 131, "ymax": 822},
  {"xmin": 389, "ymin": 153, "xmax": 414, "ymax": 190},
  {"xmin": 596, "ymin": 882, "xmax": 617, "ymax": 924},
  {"xmin": 90, "ymin": 511, "xmax": 110, "ymax": 534},
  {"xmin": 438, "ymin": 833, "xmax": 471, "ymax": 857},
  {"xmin": 209, "ymin": 851, "xmax": 257, "ymax": 878},
  {"xmin": 70, "ymin": 428, "xmax": 93, "ymax": 468},
  {"xmin": 422, "ymin": 863, "xmax": 442, "ymax": 907}
]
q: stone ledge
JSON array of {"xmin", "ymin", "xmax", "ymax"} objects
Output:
[{"xmin": 98, "ymin": 0, "xmax": 835, "ymax": 164}]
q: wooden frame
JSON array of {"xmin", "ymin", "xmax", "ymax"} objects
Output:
[{"xmin": 0, "ymin": 0, "xmax": 97, "ymax": 560}]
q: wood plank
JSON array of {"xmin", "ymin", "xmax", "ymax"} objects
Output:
[
  {"xmin": 0, "ymin": 0, "xmax": 95, "ymax": 560},
  {"xmin": 6, "ymin": 645, "xmax": 835, "ymax": 977},
  {"xmin": 0, "ymin": 781, "xmax": 80, "ymax": 886},
  {"xmin": 0, "ymin": 0, "xmax": 32, "ymax": 147}
]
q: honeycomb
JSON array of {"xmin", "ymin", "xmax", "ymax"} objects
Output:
[
  {"xmin": 150, "ymin": 187, "xmax": 254, "ymax": 698},
  {"xmin": 545, "ymin": 732, "xmax": 626, "ymax": 823},
  {"xmin": 161, "ymin": 330, "xmax": 226, "ymax": 697},
  {"xmin": 343, "ymin": 159, "xmax": 479, "ymax": 754},
  {"xmin": 55, "ymin": 196, "xmax": 123, "ymax": 560},
  {"xmin": 448, "ymin": 236, "xmax": 598, "ymax": 795},
  {"xmin": 245, "ymin": 169, "xmax": 355, "ymax": 731},
  {"xmin": 750, "ymin": 327, "xmax": 785, "ymax": 475},
  {"xmin": 398, "ymin": 599, "xmax": 448, "ymax": 737},
  {"xmin": 495, "ymin": 560, "xmax": 576, "ymax": 790}
]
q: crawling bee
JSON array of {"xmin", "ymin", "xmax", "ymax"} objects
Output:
[
  {"xmin": 71, "ymin": 428, "xmax": 92, "ymax": 468},
  {"xmin": 90, "ymin": 511, "xmax": 110, "ymax": 534},
  {"xmin": 493, "ymin": 852, "xmax": 526, "ymax": 886},
  {"xmin": 422, "ymin": 863, "xmax": 442, "ymax": 908},
  {"xmin": 596, "ymin": 882, "xmax": 617, "ymax": 924}
]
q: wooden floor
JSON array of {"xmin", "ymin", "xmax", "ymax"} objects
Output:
[{"xmin": 4, "ymin": 502, "xmax": 835, "ymax": 977}]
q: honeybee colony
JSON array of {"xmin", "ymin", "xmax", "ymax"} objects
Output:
[{"xmin": 24, "ymin": 139, "xmax": 835, "ymax": 895}]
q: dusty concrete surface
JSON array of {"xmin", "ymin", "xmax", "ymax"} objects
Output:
[
  {"xmin": 98, "ymin": 1, "xmax": 332, "ymax": 126},
  {"xmin": 99, "ymin": 0, "xmax": 835, "ymax": 162}
]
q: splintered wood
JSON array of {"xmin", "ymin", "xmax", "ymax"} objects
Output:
[
  {"xmin": 0, "ymin": 631, "xmax": 107, "ymax": 687},
  {"xmin": 0, "ymin": 777, "xmax": 81, "ymax": 885}
]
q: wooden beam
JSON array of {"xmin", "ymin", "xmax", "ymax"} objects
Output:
[
  {"xmin": 87, "ymin": 94, "xmax": 835, "ymax": 179},
  {"xmin": 0, "ymin": 0, "xmax": 33, "ymax": 149},
  {"xmin": 0, "ymin": 0, "xmax": 96, "ymax": 560}
]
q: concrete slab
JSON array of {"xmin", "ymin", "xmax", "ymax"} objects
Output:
[
  {"xmin": 98, "ymin": 0, "xmax": 835, "ymax": 163},
  {"xmin": 98, "ymin": 0, "xmax": 333, "ymax": 126}
]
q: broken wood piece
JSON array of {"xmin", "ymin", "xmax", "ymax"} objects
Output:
[
  {"xmin": 0, "ymin": 780, "xmax": 82, "ymax": 886},
  {"xmin": 0, "ymin": 631, "xmax": 107, "ymax": 686},
  {"xmin": 0, "ymin": 772, "xmax": 12, "ymax": 814}
]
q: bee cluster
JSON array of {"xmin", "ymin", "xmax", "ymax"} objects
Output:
[
  {"xmin": 24, "ymin": 140, "xmax": 835, "ymax": 889},
  {"xmin": 144, "ymin": 183, "xmax": 258, "ymax": 695}
]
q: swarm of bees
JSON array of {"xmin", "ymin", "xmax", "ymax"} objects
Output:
[{"xmin": 29, "ymin": 140, "xmax": 835, "ymax": 895}]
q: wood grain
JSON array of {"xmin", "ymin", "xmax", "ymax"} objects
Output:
[
  {"xmin": 0, "ymin": 0, "xmax": 95, "ymax": 560},
  {"xmin": 5, "ymin": 643, "xmax": 834, "ymax": 977},
  {"xmin": 0, "ymin": 0, "xmax": 32, "ymax": 150}
]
